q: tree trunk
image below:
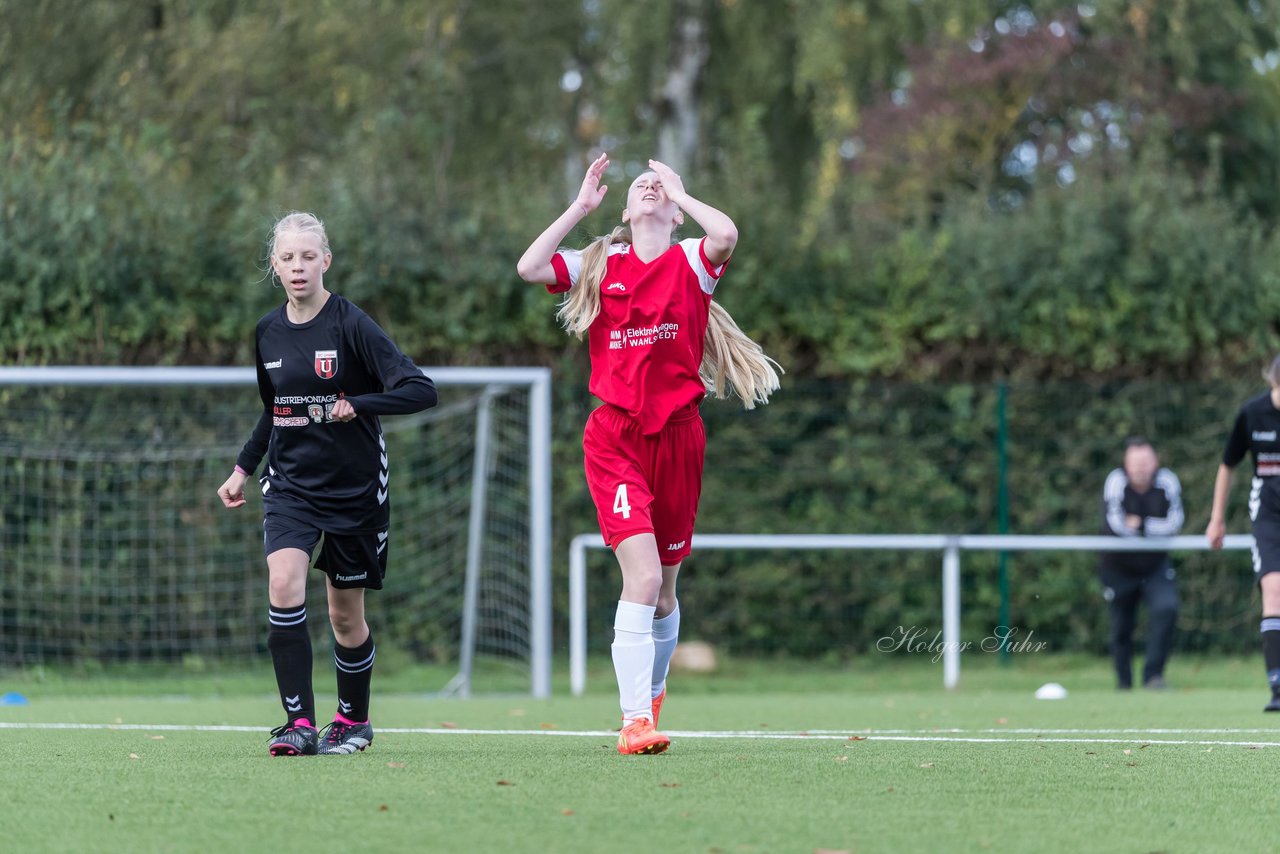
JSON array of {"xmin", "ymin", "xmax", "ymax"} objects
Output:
[{"xmin": 656, "ymin": 0, "xmax": 709, "ymax": 174}]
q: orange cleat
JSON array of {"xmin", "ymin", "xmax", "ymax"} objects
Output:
[
  {"xmin": 617, "ymin": 717, "xmax": 670, "ymax": 755},
  {"xmin": 651, "ymin": 688, "xmax": 666, "ymax": 728}
]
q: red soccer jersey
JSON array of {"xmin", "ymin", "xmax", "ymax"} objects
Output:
[{"xmin": 549, "ymin": 237, "xmax": 726, "ymax": 434}]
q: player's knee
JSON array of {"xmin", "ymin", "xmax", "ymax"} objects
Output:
[
  {"xmin": 636, "ymin": 570, "xmax": 663, "ymax": 604},
  {"xmin": 655, "ymin": 592, "xmax": 679, "ymax": 618},
  {"xmin": 328, "ymin": 604, "xmax": 361, "ymax": 636},
  {"xmin": 620, "ymin": 576, "xmax": 661, "ymax": 607},
  {"xmin": 1262, "ymin": 576, "xmax": 1280, "ymax": 613},
  {"xmin": 267, "ymin": 577, "xmax": 302, "ymax": 608}
]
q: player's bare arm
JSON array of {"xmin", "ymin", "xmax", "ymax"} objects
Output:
[
  {"xmin": 1206, "ymin": 463, "xmax": 1234, "ymax": 549},
  {"xmin": 516, "ymin": 153, "xmax": 610, "ymax": 284},
  {"xmin": 647, "ymin": 159, "xmax": 737, "ymax": 266}
]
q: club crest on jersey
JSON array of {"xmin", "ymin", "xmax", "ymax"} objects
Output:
[{"xmin": 314, "ymin": 349, "xmax": 338, "ymax": 379}]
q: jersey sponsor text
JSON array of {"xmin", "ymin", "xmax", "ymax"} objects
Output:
[
  {"xmin": 275, "ymin": 394, "xmax": 340, "ymax": 405},
  {"xmin": 1260, "ymin": 453, "xmax": 1280, "ymax": 477}
]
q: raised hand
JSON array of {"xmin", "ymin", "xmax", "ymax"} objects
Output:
[
  {"xmin": 575, "ymin": 152, "xmax": 610, "ymax": 215},
  {"xmin": 647, "ymin": 159, "xmax": 687, "ymax": 204}
]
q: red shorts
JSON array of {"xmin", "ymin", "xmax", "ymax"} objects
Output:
[{"xmin": 582, "ymin": 403, "xmax": 705, "ymax": 565}]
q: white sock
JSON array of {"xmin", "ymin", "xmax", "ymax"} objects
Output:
[
  {"xmin": 611, "ymin": 600, "xmax": 656, "ymax": 723},
  {"xmin": 651, "ymin": 604, "xmax": 680, "ymax": 699}
]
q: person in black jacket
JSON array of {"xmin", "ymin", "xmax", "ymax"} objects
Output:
[
  {"xmin": 217, "ymin": 212, "xmax": 437, "ymax": 756},
  {"xmin": 1099, "ymin": 437, "xmax": 1184, "ymax": 690},
  {"xmin": 1208, "ymin": 355, "xmax": 1280, "ymax": 711}
]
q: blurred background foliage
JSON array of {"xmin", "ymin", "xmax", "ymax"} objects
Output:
[
  {"xmin": 5, "ymin": 0, "xmax": 1280, "ymax": 656},
  {"xmin": 4, "ymin": 0, "xmax": 1280, "ymax": 378}
]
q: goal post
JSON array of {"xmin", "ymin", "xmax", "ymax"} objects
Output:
[{"xmin": 0, "ymin": 365, "xmax": 552, "ymax": 698}]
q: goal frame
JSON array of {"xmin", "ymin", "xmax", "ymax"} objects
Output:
[{"xmin": 0, "ymin": 365, "xmax": 553, "ymax": 698}]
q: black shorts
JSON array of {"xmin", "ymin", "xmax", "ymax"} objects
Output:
[
  {"xmin": 263, "ymin": 513, "xmax": 388, "ymax": 590},
  {"xmin": 1252, "ymin": 517, "xmax": 1280, "ymax": 582}
]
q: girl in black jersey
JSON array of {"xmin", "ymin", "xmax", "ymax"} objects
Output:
[
  {"xmin": 1208, "ymin": 354, "xmax": 1280, "ymax": 711},
  {"xmin": 217, "ymin": 212, "xmax": 437, "ymax": 756}
]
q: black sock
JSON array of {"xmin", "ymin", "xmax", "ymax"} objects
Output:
[
  {"xmin": 1262, "ymin": 616, "xmax": 1280, "ymax": 694},
  {"xmin": 268, "ymin": 604, "xmax": 314, "ymax": 725},
  {"xmin": 334, "ymin": 633, "xmax": 376, "ymax": 723}
]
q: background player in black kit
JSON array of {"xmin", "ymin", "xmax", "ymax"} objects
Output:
[
  {"xmin": 1097, "ymin": 438, "xmax": 1183, "ymax": 691},
  {"xmin": 1207, "ymin": 355, "xmax": 1280, "ymax": 711},
  {"xmin": 217, "ymin": 212, "xmax": 437, "ymax": 755}
]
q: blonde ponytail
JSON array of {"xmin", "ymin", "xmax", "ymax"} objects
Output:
[
  {"xmin": 557, "ymin": 226, "xmax": 631, "ymax": 339},
  {"xmin": 701, "ymin": 301, "xmax": 782, "ymax": 409},
  {"xmin": 559, "ymin": 227, "xmax": 781, "ymax": 408}
]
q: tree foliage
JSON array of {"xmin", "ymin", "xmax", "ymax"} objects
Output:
[{"xmin": 2, "ymin": 0, "xmax": 1279, "ymax": 377}]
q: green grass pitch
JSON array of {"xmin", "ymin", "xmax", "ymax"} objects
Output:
[{"xmin": 1, "ymin": 655, "xmax": 1274, "ymax": 853}]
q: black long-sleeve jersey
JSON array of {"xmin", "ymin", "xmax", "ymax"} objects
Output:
[
  {"xmin": 1223, "ymin": 391, "xmax": 1280, "ymax": 521},
  {"xmin": 1098, "ymin": 466, "xmax": 1184, "ymax": 573},
  {"xmin": 235, "ymin": 294, "xmax": 437, "ymax": 534}
]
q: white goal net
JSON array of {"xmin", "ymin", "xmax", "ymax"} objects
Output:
[{"xmin": 0, "ymin": 366, "xmax": 551, "ymax": 697}]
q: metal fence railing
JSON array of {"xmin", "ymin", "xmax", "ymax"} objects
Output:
[{"xmin": 568, "ymin": 533, "xmax": 1257, "ymax": 694}]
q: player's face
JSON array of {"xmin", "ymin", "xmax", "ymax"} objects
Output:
[
  {"xmin": 623, "ymin": 172, "xmax": 680, "ymax": 227},
  {"xmin": 1123, "ymin": 445, "xmax": 1159, "ymax": 492},
  {"xmin": 271, "ymin": 231, "xmax": 331, "ymax": 301}
]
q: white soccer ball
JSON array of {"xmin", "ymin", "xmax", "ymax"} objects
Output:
[{"xmin": 1034, "ymin": 682, "xmax": 1067, "ymax": 700}]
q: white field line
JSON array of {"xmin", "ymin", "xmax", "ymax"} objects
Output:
[{"xmin": 1, "ymin": 721, "xmax": 1279, "ymax": 748}]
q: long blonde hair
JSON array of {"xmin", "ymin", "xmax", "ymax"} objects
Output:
[{"xmin": 557, "ymin": 227, "xmax": 782, "ymax": 409}]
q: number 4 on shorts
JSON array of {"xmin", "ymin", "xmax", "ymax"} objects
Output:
[{"xmin": 613, "ymin": 483, "xmax": 632, "ymax": 519}]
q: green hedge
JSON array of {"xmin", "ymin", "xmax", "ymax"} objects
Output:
[{"xmin": 561, "ymin": 379, "xmax": 1263, "ymax": 658}]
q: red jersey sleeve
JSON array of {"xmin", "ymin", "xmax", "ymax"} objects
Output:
[
  {"xmin": 546, "ymin": 248, "xmax": 583, "ymax": 294},
  {"xmin": 678, "ymin": 238, "xmax": 728, "ymax": 294}
]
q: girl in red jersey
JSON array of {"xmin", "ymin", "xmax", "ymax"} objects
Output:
[{"xmin": 518, "ymin": 154, "xmax": 779, "ymax": 754}]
